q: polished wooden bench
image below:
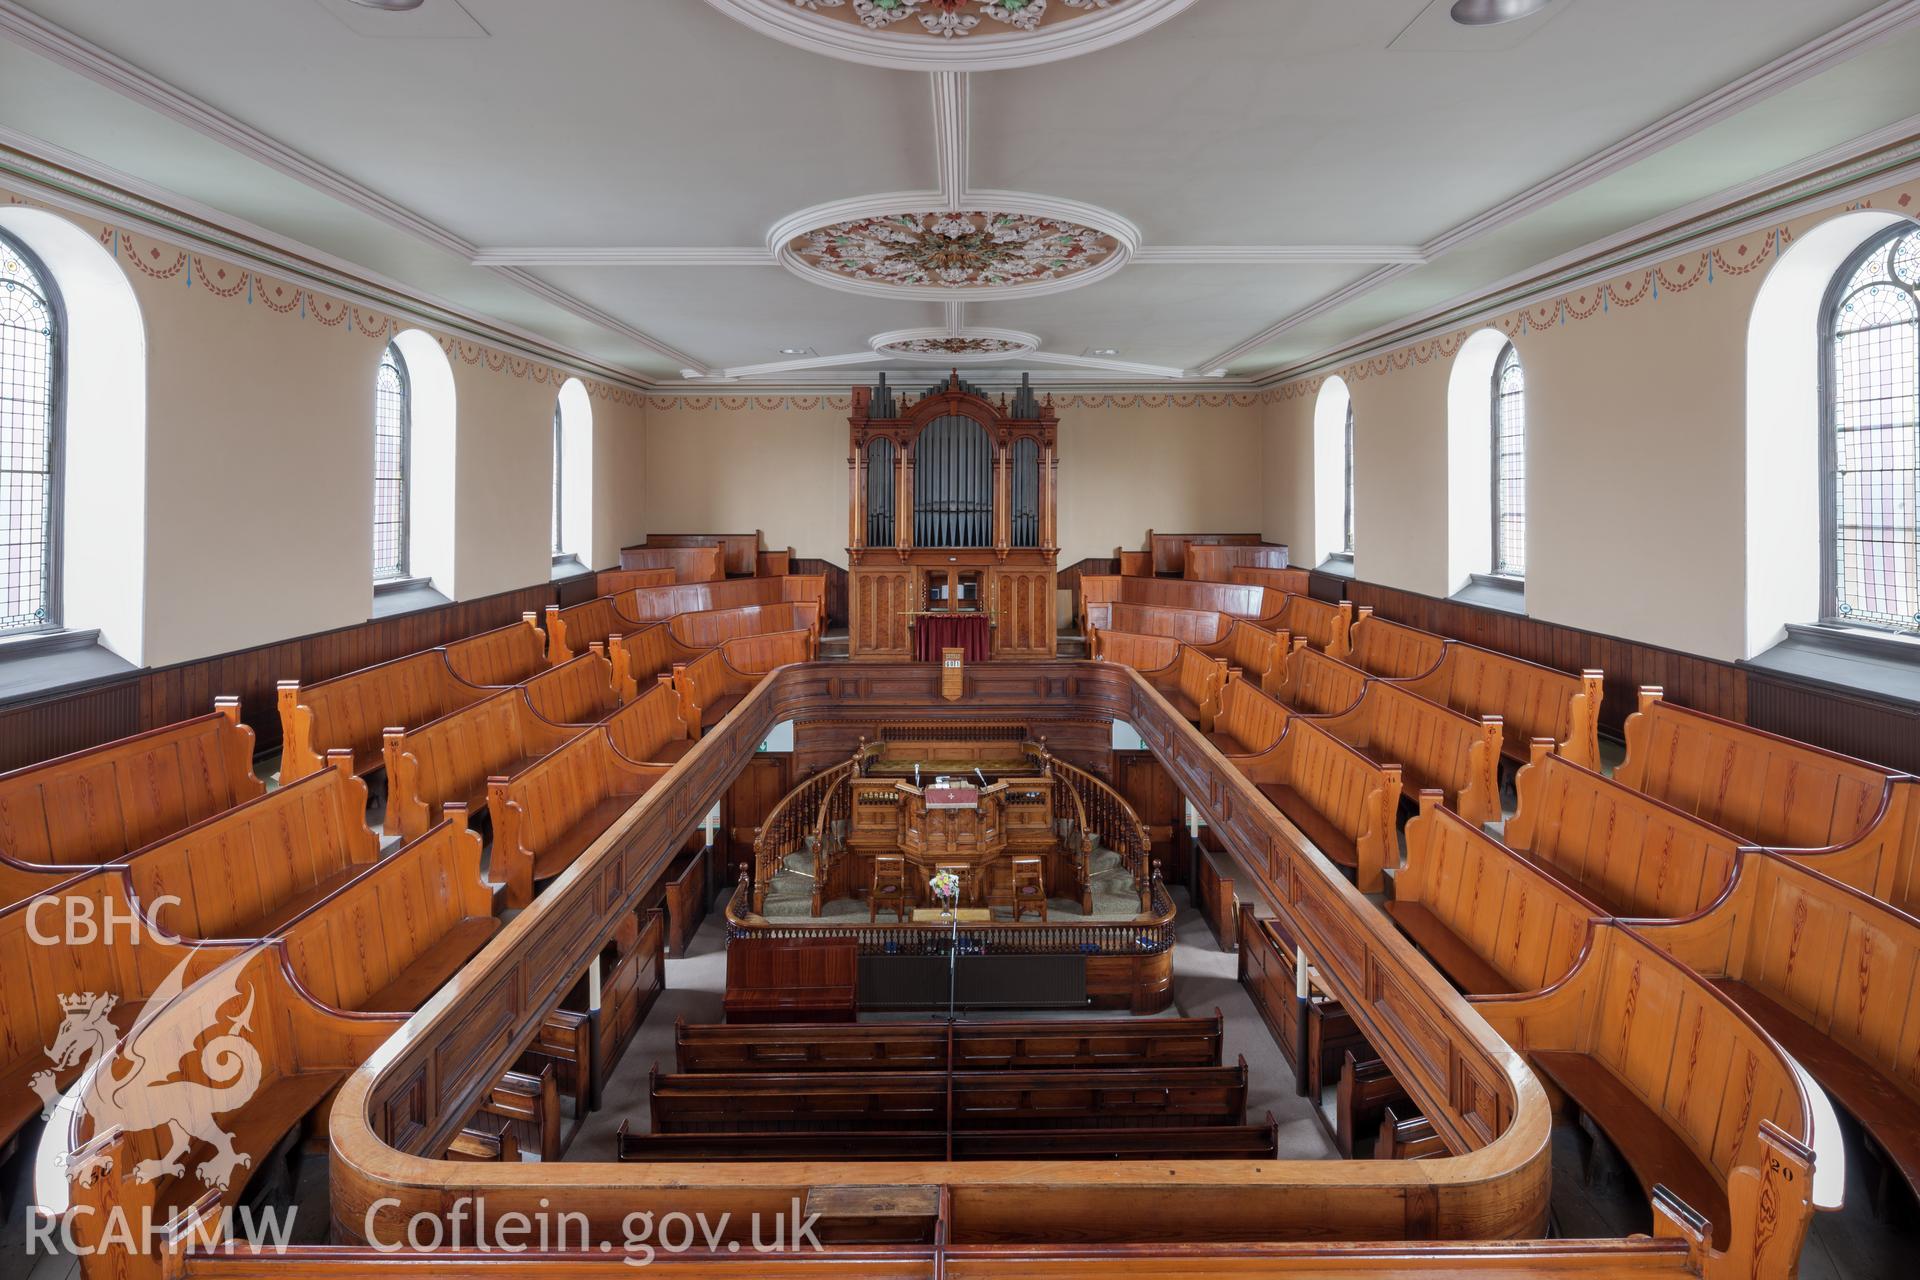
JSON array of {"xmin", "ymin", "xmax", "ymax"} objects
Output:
[
  {"xmin": 1194, "ymin": 847, "xmax": 1239, "ymax": 951},
  {"xmin": 1242, "ymin": 586, "xmax": 1356, "ymax": 659},
  {"xmin": 1337, "ymin": 1053, "xmax": 1407, "ymax": 1157},
  {"xmin": 1077, "ymin": 575, "xmax": 1283, "ymax": 633},
  {"xmin": 1207, "ymin": 674, "xmax": 1291, "ymax": 756},
  {"xmin": 1185, "ymin": 543, "xmax": 1290, "ymax": 582},
  {"xmin": 1269, "ymin": 639, "xmax": 1369, "ymax": 718},
  {"xmin": 519, "ymin": 644, "xmax": 625, "ymax": 726},
  {"xmin": 589, "ymin": 566, "xmax": 676, "ymax": 595},
  {"xmin": 617, "ymin": 543, "xmax": 726, "ymax": 581},
  {"xmin": 1472, "ymin": 919, "xmax": 1841, "ymax": 1255},
  {"xmin": 640, "ymin": 532, "xmax": 765, "ymax": 577},
  {"xmin": 61, "ymin": 945, "xmax": 405, "ymax": 1260},
  {"xmin": 476, "ymin": 1063, "xmax": 565, "ymax": 1161},
  {"xmin": 1619, "ymin": 687, "xmax": 1920, "ymax": 916},
  {"xmin": 519, "ymin": 1006, "xmax": 593, "ymax": 1131},
  {"xmin": 1091, "ymin": 634, "xmax": 1225, "ymax": 729},
  {"xmin": 1144, "ymin": 530, "xmax": 1268, "ymax": 577},
  {"xmin": 129, "ymin": 752, "xmax": 382, "ymax": 941},
  {"xmin": 1634, "ymin": 848, "xmax": 1920, "ymax": 1205},
  {"xmin": 616, "ymin": 1119, "xmax": 1278, "ymax": 1162},
  {"xmin": 608, "ymin": 621, "xmax": 706, "ymax": 703},
  {"xmin": 661, "ymin": 842, "xmax": 710, "ymax": 955},
  {"xmin": 440, "ymin": 613, "xmax": 551, "ymax": 687},
  {"xmin": 278, "ymin": 651, "xmax": 486, "ymax": 780},
  {"xmin": 1312, "ymin": 678, "xmax": 1502, "ymax": 827},
  {"xmin": 674, "ymin": 1014, "xmax": 1224, "ymax": 1073},
  {"xmin": 667, "ymin": 600, "xmax": 823, "ymax": 649},
  {"xmin": 608, "ymin": 574, "xmax": 830, "ymax": 626},
  {"xmin": 1235, "ymin": 717, "xmax": 1404, "ymax": 891},
  {"xmin": 756, "ymin": 548, "xmax": 793, "ymax": 577},
  {"xmin": 1209, "ymin": 563, "xmax": 1312, "ymax": 595},
  {"xmin": 1505, "ymin": 741, "xmax": 1746, "ymax": 919},
  {"xmin": 1238, "ymin": 905, "xmax": 1371, "ymax": 1095},
  {"xmin": 1351, "ymin": 611, "xmax": 1604, "ymax": 770},
  {"xmin": 1376, "ymin": 1107, "xmax": 1446, "ymax": 1160},
  {"xmin": 1087, "ymin": 626, "xmax": 1179, "ymax": 672},
  {"xmin": 1086, "ymin": 601, "xmax": 1233, "ymax": 646},
  {"xmin": 276, "ymin": 805, "xmax": 499, "ymax": 1013},
  {"xmin": 381, "ymin": 690, "xmax": 584, "ymax": 840},
  {"xmin": 647, "ymin": 1060, "xmax": 1249, "ymax": 1132},
  {"xmin": 487, "ymin": 683, "xmax": 687, "ymax": 907},
  {"xmin": 1196, "ymin": 618, "xmax": 1288, "ymax": 693},
  {"xmin": 546, "ymin": 594, "xmax": 648, "ymax": 662},
  {"xmin": 0, "ymin": 698, "xmax": 262, "ymax": 897},
  {"xmin": 1390, "ymin": 790, "xmax": 1600, "ymax": 995},
  {"xmin": 673, "ymin": 629, "xmax": 815, "ymax": 735}
]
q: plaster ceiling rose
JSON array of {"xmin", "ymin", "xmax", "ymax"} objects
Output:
[
  {"xmin": 776, "ymin": 201, "xmax": 1135, "ymax": 300},
  {"xmin": 870, "ymin": 327, "xmax": 1040, "ymax": 361},
  {"xmin": 699, "ymin": 0, "xmax": 1196, "ymax": 71}
]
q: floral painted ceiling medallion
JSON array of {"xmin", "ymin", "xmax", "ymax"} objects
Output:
[
  {"xmin": 785, "ymin": 211, "xmax": 1123, "ymax": 297},
  {"xmin": 870, "ymin": 327, "xmax": 1040, "ymax": 362},
  {"xmin": 701, "ymin": 0, "xmax": 1194, "ymax": 70}
]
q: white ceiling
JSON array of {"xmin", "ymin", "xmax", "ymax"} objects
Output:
[{"xmin": 1, "ymin": 0, "xmax": 1917, "ymax": 385}]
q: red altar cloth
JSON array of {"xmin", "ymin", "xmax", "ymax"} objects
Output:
[{"xmin": 913, "ymin": 612, "xmax": 991, "ymax": 662}]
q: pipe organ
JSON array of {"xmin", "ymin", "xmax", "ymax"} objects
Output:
[{"xmin": 848, "ymin": 372, "xmax": 1059, "ymax": 660}]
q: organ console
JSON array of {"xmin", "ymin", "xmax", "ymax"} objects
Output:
[{"xmin": 847, "ymin": 371, "xmax": 1059, "ymax": 660}]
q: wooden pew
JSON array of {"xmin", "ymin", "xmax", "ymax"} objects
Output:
[
  {"xmin": 59, "ymin": 945, "xmax": 406, "ymax": 1279},
  {"xmin": 519, "ymin": 1007, "xmax": 593, "ymax": 1131},
  {"xmin": 1268, "ymin": 639, "xmax": 1369, "ymax": 718},
  {"xmin": 1235, "ymin": 717, "xmax": 1403, "ymax": 891},
  {"xmin": 616, "ymin": 1120, "xmax": 1278, "ymax": 1163},
  {"xmin": 661, "ymin": 841, "xmax": 710, "ymax": 955},
  {"xmin": 1239, "ymin": 908, "xmax": 1371, "ymax": 1099},
  {"xmin": 1336, "ymin": 1053, "xmax": 1407, "ymax": 1157},
  {"xmin": 640, "ymin": 532, "xmax": 762, "ymax": 578},
  {"xmin": 1078, "ymin": 575, "xmax": 1279, "ymax": 634},
  {"xmin": 610, "ymin": 574, "xmax": 829, "ymax": 625},
  {"xmin": 1196, "ymin": 618, "xmax": 1288, "ymax": 693},
  {"xmin": 1089, "ymin": 633, "xmax": 1225, "ymax": 729},
  {"xmin": 1350, "ymin": 610, "xmax": 1604, "ymax": 770},
  {"xmin": 674, "ymin": 1014, "xmax": 1225, "ymax": 1073},
  {"xmin": 1312, "ymin": 678, "xmax": 1502, "ymax": 827},
  {"xmin": 1241, "ymin": 585, "xmax": 1356, "ymax": 659},
  {"xmin": 1193, "ymin": 846, "xmax": 1239, "ymax": 951},
  {"xmin": 1225, "ymin": 565, "xmax": 1317, "ymax": 598},
  {"xmin": 275, "ymin": 805, "xmax": 500, "ymax": 1013},
  {"xmin": 129, "ymin": 753, "xmax": 383, "ymax": 942},
  {"xmin": 1619, "ymin": 687, "xmax": 1920, "ymax": 916},
  {"xmin": 487, "ymin": 684, "xmax": 688, "ymax": 907},
  {"xmin": 667, "ymin": 600, "xmax": 823, "ymax": 649},
  {"xmin": 1472, "ymin": 919, "xmax": 1841, "ymax": 1260},
  {"xmin": 278, "ymin": 651, "xmax": 487, "ymax": 781},
  {"xmin": 1145, "ymin": 531, "xmax": 1268, "ymax": 578},
  {"xmin": 1207, "ymin": 675, "xmax": 1291, "ymax": 757},
  {"xmin": 0, "ymin": 699, "xmax": 262, "ymax": 897},
  {"xmin": 1114, "ymin": 547, "xmax": 1153, "ymax": 577},
  {"xmin": 1185, "ymin": 543, "xmax": 1290, "ymax": 582},
  {"xmin": 477, "ymin": 1064, "xmax": 565, "ymax": 1161},
  {"xmin": 607, "ymin": 623, "xmax": 704, "ymax": 704},
  {"xmin": 647, "ymin": 1060, "xmax": 1249, "ymax": 1132},
  {"xmin": 1505, "ymin": 742, "xmax": 1746, "ymax": 919},
  {"xmin": 591, "ymin": 566, "xmax": 677, "ymax": 595},
  {"xmin": 673, "ymin": 630, "xmax": 816, "ymax": 736},
  {"xmin": 1633, "ymin": 848, "xmax": 1920, "ymax": 1205},
  {"xmin": 440, "ymin": 613, "xmax": 550, "ymax": 688},
  {"xmin": 545, "ymin": 594, "xmax": 646, "ymax": 663},
  {"xmin": 617, "ymin": 544, "xmax": 726, "ymax": 581},
  {"xmin": 1376, "ymin": 1107, "xmax": 1446, "ymax": 1160},
  {"xmin": 1390, "ymin": 790, "xmax": 1600, "ymax": 995},
  {"xmin": 381, "ymin": 691, "xmax": 585, "ymax": 840},
  {"xmin": 1086, "ymin": 601, "xmax": 1232, "ymax": 646},
  {"xmin": 522, "ymin": 645, "xmax": 626, "ymax": 726}
]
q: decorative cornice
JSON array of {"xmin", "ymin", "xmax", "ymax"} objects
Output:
[
  {"xmin": 1133, "ymin": 245, "xmax": 1428, "ymax": 266},
  {"xmin": 467, "ymin": 247, "xmax": 773, "ymax": 267}
]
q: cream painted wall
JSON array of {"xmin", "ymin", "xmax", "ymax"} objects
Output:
[{"xmin": 641, "ymin": 402, "xmax": 847, "ymax": 561}]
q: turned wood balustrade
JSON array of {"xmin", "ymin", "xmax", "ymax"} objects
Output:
[
  {"xmin": 749, "ymin": 743, "xmax": 874, "ymax": 913},
  {"xmin": 1041, "ymin": 743, "xmax": 1153, "ymax": 912}
]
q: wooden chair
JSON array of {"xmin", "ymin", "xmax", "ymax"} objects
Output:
[
  {"xmin": 936, "ymin": 860, "xmax": 974, "ymax": 909},
  {"xmin": 1010, "ymin": 855, "xmax": 1047, "ymax": 921},
  {"xmin": 870, "ymin": 853, "xmax": 909, "ymax": 922}
]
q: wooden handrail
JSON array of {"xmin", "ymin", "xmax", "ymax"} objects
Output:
[
  {"xmin": 1038, "ymin": 741, "xmax": 1154, "ymax": 911},
  {"xmin": 749, "ymin": 741, "xmax": 876, "ymax": 912}
]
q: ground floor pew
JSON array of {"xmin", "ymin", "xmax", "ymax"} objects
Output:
[
  {"xmin": 615, "ymin": 1119, "xmax": 1279, "ymax": 1162},
  {"xmin": 673, "ymin": 1014, "xmax": 1225, "ymax": 1073}
]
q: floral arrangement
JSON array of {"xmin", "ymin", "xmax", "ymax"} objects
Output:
[{"xmin": 929, "ymin": 870, "xmax": 963, "ymax": 908}]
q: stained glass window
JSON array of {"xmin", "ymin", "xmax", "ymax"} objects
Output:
[
  {"xmin": 1827, "ymin": 226, "xmax": 1920, "ymax": 632},
  {"xmin": 0, "ymin": 232, "xmax": 59, "ymax": 632},
  {"xmin": 1491, "ymin": 342, "xmax": 1526, "ymax": 578},
  {"xmin": 373, "ymin": 343, "xmax": 411, "ymax": 581}
]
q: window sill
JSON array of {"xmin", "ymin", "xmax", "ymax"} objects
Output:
[
  {"xmin": 550, "ymin": 555, "xmax": 590, "ymax": 582},
  {"xmin": 1449, "ymin": 574, "xmax": 1527, "ymax": 617},
  {"xmin": 371, "ymin": 579, "xmax": 451, "ymax": 620},
  {"xmin": 1742, "ymin": 623, "xmax": 1920, "ymax": 711},
  {"xmin": 1316, "ymin": 554, "xmax": 1356, "ymax": 580},
  {"xmin": 0, "ymin": 627, "xmax": 137, "ymax": 709}
]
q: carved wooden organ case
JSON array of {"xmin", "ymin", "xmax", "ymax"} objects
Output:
[{"xmin": 847, "ymin": 372, "xmax": 1059, "ymax": 660}]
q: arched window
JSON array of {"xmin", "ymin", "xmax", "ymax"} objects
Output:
[
  {"xmin": 0, "ymin": 231, "xmax": 60, "ymax": 633},
  {"xmin": 372, "ymin": 342, "xmax": 411, "ymax": 582},
  {"xmin": 1343, "ymin": 400, "xmax": 1356, "ymax": 555},
  {"xmin": 551, "ymin": 402, "xmax": 564, "ymax": 555},
  {"xmin": 1825, "ymin": 224, "xmax": 1920, "ymax": 633},
  {"xmin": 1491, "ymin": 342, "xmax": 1526, "ymax": 578}
]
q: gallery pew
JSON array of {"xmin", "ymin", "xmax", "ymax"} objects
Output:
[
  {"xmin": 521, "ymin": 644, "xmax": 627, "ymax": 725},
  {"xmin": 1207, "ymin": 674, "xmax": 1292, "ymax": 756},
  {"xmin": 1085, "ymin": 601, "xmax": 1233, "ymax": 646},
  {"xmin": 1390, "ymin": 791, "xmax": 1600, "ymax": 995},
  {"xmin": 1350, "ymin": 611, "xmax": 1605, "ymax": 770},
  {"xmin": 1504, "ymin": 742, "xmax": 1746, "ymax": 919},
  {"xmin": 607, "ymin": 623, "xmax": 705, "ymax": 704},
  {"xmin": 1472, "ymin": 920, "xmax": 1842, "ymax": 1260},
  {"xmin": 1087, "ymin": 631, "xmax": 1224, "ymax": 729},
  {"xmin": 667, "ymin": 600, "xmax": 823, "ymax": 649},
  {"xmin": 277, "ymin": 651, "xmax": 488, "ymax": 781},
  {"xmin": 615, "ymin": 1120, "xmax": 1279, "ymax": 1162},
  {"xmin": 0, "ymin": 698, "xmax": 262, "ymax": 900},
  {"xmin": 1312, "ymin": 679, "xmax": 1502, "ymax": 826},
  {"xmin": 616, "ymin": 544, "xmax": 726, "ymax": 581},
  {"xmin": 673, "ymin": 629, "xmax": 816, "ymax": 735},
  {"xmin": 1619, "ymin": 687, "xmax": 1920, "ymax": 916},
  {"xmin": 545, "ymin": 594, "xmax": 648, "ymax": 662},
  {"xmin": 486, "ymin": 683, "xmax": 689, "ymax": 907},
  {"xmin": 1630, "ymin": 849, "xmax": 1920, "ymax": 1205},
  {"xmin": 639, "ymin": 532, "xmax": 770, "ymax": 578},
  {"xmin": 673, "ymin": 1014, "xmax": 1225, "ymax": 1073},
  {"xmin": 646, "ymin": 1060, "xmax": 1250, "ymax": 1132},
  {"xmin": 1077, "ymin": 575, "xmax": 1281, "ymax": 634},
  {"xmin": 1268, "ymin": 639, "xmax": 1369, "ymax": 719},
  {"xmin": 609, "ymin": 574, "xmax": 830, "ymax": 626},
  {"xmin": 56, "ymin": 945, "xmax": 406, "ymax": 1280},
  {"xmin": 438, "ymin": 614, "xmax": 551, "ymax": 688},
  {"xmin": 381, "ymin": 689, "xmax": 588, "ymax": 840},
  {"xmin": 1196, "ymin": 617, "xmax": 1288, "ymax": 693},
  {"xmin": 756, "ymin": 548, "xmax": 793, "ymax": 577},
  {"xmin": 1184, "ymin": 543, "xmax": 1291, "ymax": 582},
  {"xmin": 1237, "ymin": 585, "xmax": 1356, "ymax": 659},
  {"xmin": 588, "ymin": 566, "xmax": 677, "ymax": 595},
  {"xmin": 1234, "ymin": 716, "xmax": 1404, "ymax": 891},
  {"xmin": 1142, "ymin": 530, "xmax": 1268, "ymax": 577}
]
